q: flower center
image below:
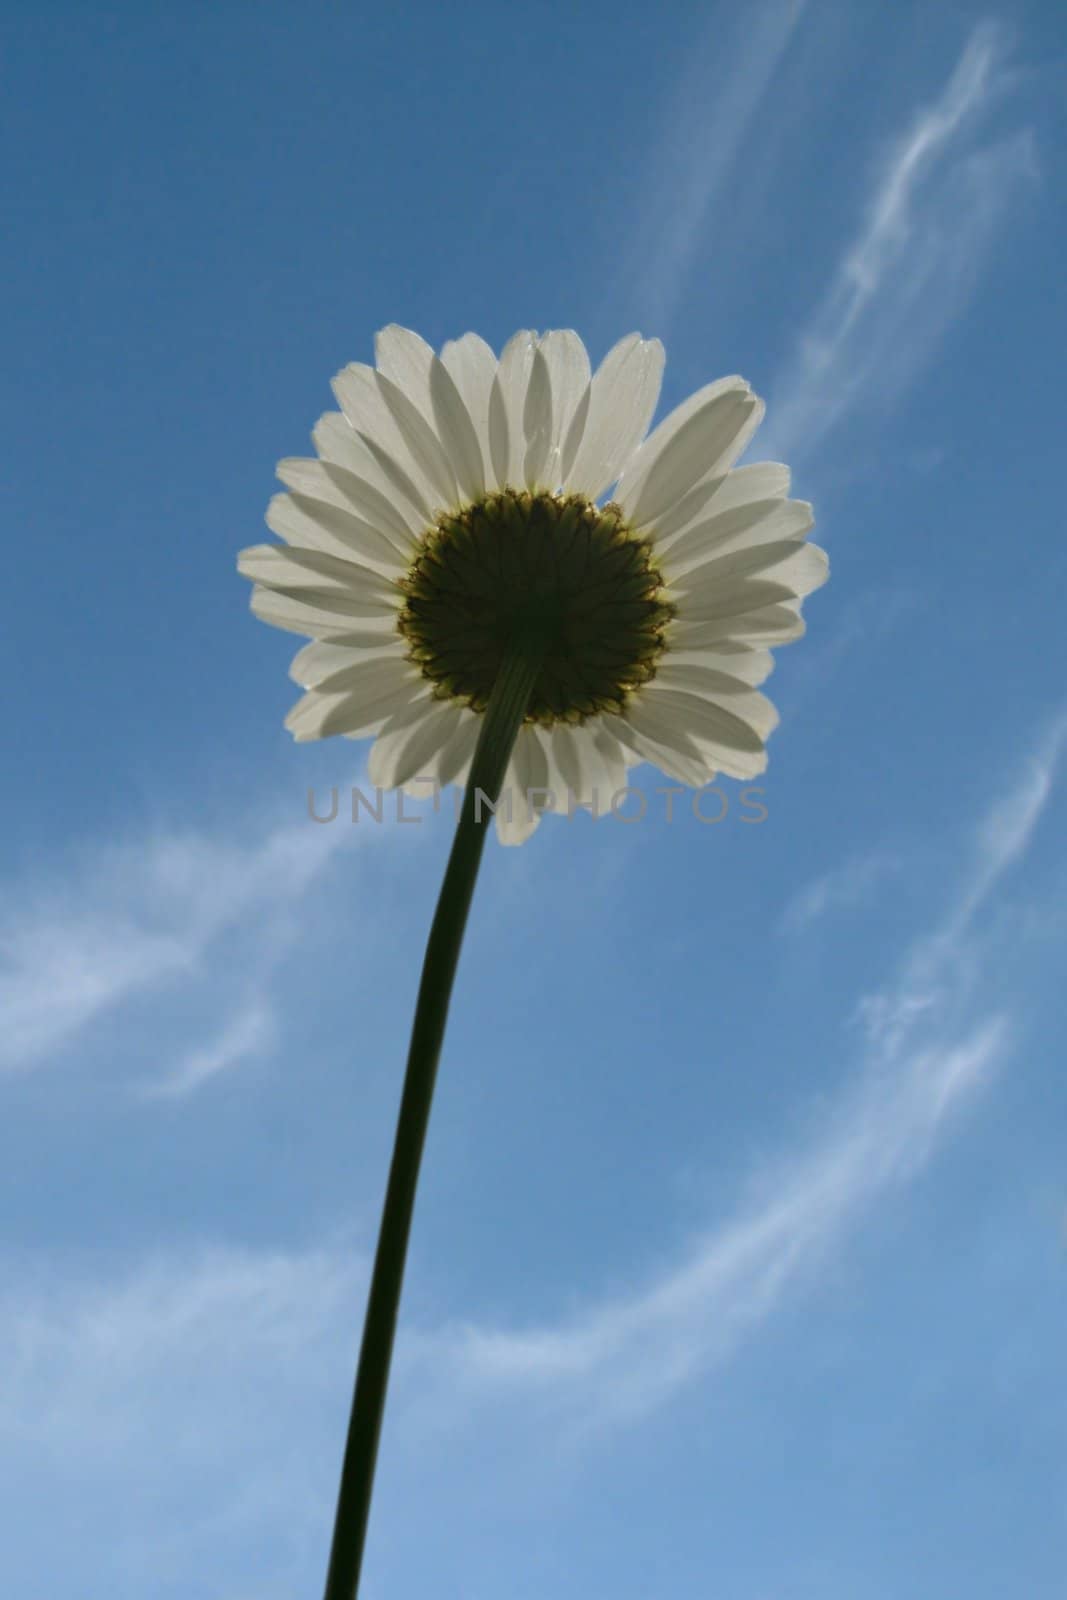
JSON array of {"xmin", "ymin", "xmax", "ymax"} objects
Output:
[{"xmin": 397, "ymin": 490, "xmax": 674, "ymax": 725}]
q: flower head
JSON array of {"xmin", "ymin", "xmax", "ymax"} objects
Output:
[{"xmin": 239, "ymin": 326, "xmax": 828, "ymax": 842}]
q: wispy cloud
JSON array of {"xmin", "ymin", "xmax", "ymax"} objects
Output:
[
  {"xmin": 1, "ymin": 1240, "xmax": 361, "ymax": 1596},
  {"xmin": 429, "ymin": 1027, "xmax": 1002, "ymax": 1433},
  {"xmin": 764, "ymin": 21, "xmax": 1037, "ymax": 460},
  {"xmin": 2, "ymin": 720, "xmax": 1061, "ymax": 1585},
  {"xmin": 0, "ymin": 970, "xmax": 1005, "ymax": 1577},
  {"xmin": 779, "ymin": 849, "xmax": 901, "ymax": 933},
  {"xmin": 615, "ymin": 0, "xmax": 808, "ymax": 329},
  {"xmin": 1, "ymin": 915, "xmax": 194, "ymax": 1075},
  {"xmin": 863, "ymin": 710, "xmax": 1067, "ymax": 1049},
  {"xmin": 0, "ymin": 795, "xmax": 357, "ymax": 1075},
  {"xmin": 413, "ymin": 719, "xmax": 1065, "ymax": 1430},
  {"xmin": 138, "ymin": 999, "xmax": 278, "ymax": 1100},
  {"xmin": 961, "ymin": 713, "xmax": 1067, "ymax": 924},
  {"xmin": 4, "ymin": 1241, "xmax": 356, "ymax": 1446}
]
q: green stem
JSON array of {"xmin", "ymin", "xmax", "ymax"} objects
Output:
[{"xmin": 322, "ymin": 635, "xmax": 546, "ymax": 1600}]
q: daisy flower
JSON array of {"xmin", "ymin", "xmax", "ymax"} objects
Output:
[
  {"xmin": 241, "ymin": 326, "xmax": 829, "ymax": 1600},
  {"xmin": 239, "ymin": 325, "xmax": 827, "ymax": 842}
]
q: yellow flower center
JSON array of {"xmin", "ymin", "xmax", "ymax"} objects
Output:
[{"xmin": 397, "ymin": 490, "xmax": 674, "ymax": 725}]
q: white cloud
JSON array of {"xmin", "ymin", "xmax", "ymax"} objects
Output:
[
  {"xmin": 1, "ymin": 719, "xmax": 1061, "ymax": 1588},
  {"xmin": 0, "ymin": 791, "xmax": 359, "ymax": 1075},
  {"xmin": 424, "ymin": 1022, "xmax": 1003, "ymax": 1435},
  {"xmin": 779, "ymin": 849, "xmax": 900, "ymax": 933},
  {"xmin": 4, "ymin": 1241, "xmax": 356, "ymax": 1449},
  {"xmin": 615, "ymin": 0, "xmax": 807, "ymax": 327},
  {"xmin": 867, "ymin": 711, "xmax": 1067, "ymax": 1045},
  {"xmin": 1, "ymin": 1240, "xmax": 362, "ymax": 1596},
  {"xmin": 961, "ymin": 713, "xmax": 1067, "ymax": 924},
  {"xmin": 764, "ymin": 21, "xmax": 1037, "ymax": 460},
  {"xmin": 0, "ymin": 917, "xmax": 194, "ymax": 1072},
  {"xmin": 410, "ymin": 719, "xmax": 1065, "ymax": 1430},
  {"xmin": 139, "ymin": 1000, "xmax": 278, "ymax": 1100},
  {"xmin": 0, "ymin": 1004, "xmax": 1003, "ymax": 1577},
  {"xmin": 777, "ymin": 709, "xmax": 1062, "ymax": 953}
]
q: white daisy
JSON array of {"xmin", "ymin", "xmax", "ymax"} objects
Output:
[{"xmin": 239, "ymin": 325, "xmax": 828, "ymax": 843}]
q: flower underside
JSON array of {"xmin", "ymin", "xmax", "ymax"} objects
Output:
[{"xmin": 397, "ymin": 489, "xmax": 674, "ymax": 726}]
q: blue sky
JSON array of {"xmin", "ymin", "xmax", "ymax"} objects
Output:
[{"xmin": 3, "ymin": 2, "xmax": 1066, "ymax": 1595}]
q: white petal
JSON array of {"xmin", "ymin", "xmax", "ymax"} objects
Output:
[
  {"xmin": 488, "ymin": 370, "xmax": 510, "ymax": 493},
  {"xmin": 495, "ymin": 804, "xmax": 541, "ymax": 847},
  {"xmin": 437, "ymin": 710, "xmax": 482, "ymax": 788},
  {"xmin": 688, "ymin": 738, "xmax": 766, "ymax": 782},
  {"xmin": 674, "ymin": 741, "xmax": 750, "ymax": 790},
  {"xmin": 376, "ymin": 371, "xmax": 460, "ymax": 510},
  {"xmin": 239, "ymin": 542, "xmax": 399, "ymax": 599},
  {"xmin": 276, "ymin": 459, "xmax": 417, "ymax": 553},
  {"xmin": 277, "ymin": 454, "xmax": 359, "ymax": 511},
  {"xmin": 496, "ymin": 726, "xmax": 548, "ymax": 845},
  {"xmin": 288, "ymin": 653, "xmax": 415, "ymax": 710},
  {"xmin": 254, "ymin": 583, "xmax": 398, "ymax": 622},
  {"xmin": 676, "ymin": 577, "xmax": 797, "ymax": 624},
  {"xmin": 711, "ymin": 688, "xmax": 779, "ymax": 740},
  {"xmin": 756, "ymin": 541, "xmax": 829, "ymax": 598},
  {"xmin": 655, "ymin": 648, "xmax": 774, "ymax": 690},
  {"xmin": 589, "ymin": 722, "xmax": 631, "ymax": 789},
  {"xmin": 617, "ymin": 379, "xmax": 758, "ymax": 518},
  {"xmin": 250, "ymin": 586, "xmax": 398, "ymax": 639},
  {"xmin": 441, "ymin": 335, "xmax": 498, "ymax": 478},
  {"xmin": 652, "ymin": 662, "xmax": 764, "ymax": 698},
  {"xmin": 310, "ymin": 653, "xmax": 421, "ymax": 698},
  {"xmin": 247, "ymin": 569, "xmax": 400, "ymax": 627},
  {"xmin": 673, "ymin": 537, "xmax": 827, "ymax": 599},
  {"xmin": 671, "ymin": 604, "xmax": 806, "ymax": 650},
  {"xmin": 548, "ymin": 724, "xmax": 584, "ymax": 807},
  {"xmin": 560, "ymin": 382, "xmax": 591, "ymax": 486},
  {"xmin": 398, "ymin": 704, "xmax": 467, "ymax": 796},
  {"xmin": 545, "ymin": 723, "xmax": 617, "ymax": 812},
  {"xmin": 644, "ymin": 682, "xmax": 778, "ymax": 743},
  {"xmin": 265, "ymin": 492, "xmax": 404, "ymax": 573},
  {"xmin": 430, "ymin": 355, "xmax": 486, "ymax": 502},
  {"xmin": 332, "ymin": 363, "xmax": 439, "ymax": 511},
  {"xmin": 346, "ymin": 427, "xmax": 436, "ymax": 530},
  {"xmin": 626, "ymin": 387, "xmax": 762, "ymax": 529},
  {"xmin": 308, "ymin": 413, "xmax": 390, "ymax": 488},
  {"xmin": 666, "ymin": 683, "xmax": 779, "ymax": 745},
  {"xmin": 614, "ymin": 377, "xmax": 741, "ymax": 506},
  {"xmin": 519, "ymin": 724, "xmax": 550, "ymax": 801},
  {"xmin": 523, "ymin": 345, "xmax": 554, "ymax": 490},
  {"xmin": 369, "ymin": 697, "xmax": 448, "ymax": 788},
  {"xmin": 286, "ymin": 674, "xmax": 427, "ymax": 742},
  {"xmin": 709, "ymin": 461, "xmax": 792, "ymax": 510},
  {"xmin": 654, "ymin": 462, "xmax": 793, "ymax": 550},
  {"xmin": 605, "ymin": 708, "xmax": 711, "ymax": 788},
  {"xmin": 537, "ymin": 330, "xmax": 591, "ymax": 488},
  {"xmin": 313, "ymin": 412, "xmax": 433, "ymax": 530},
  {"xmin": 643, "ymin": 473, "xmax": 728, "ymax": 544},
  {"xmin": 564, "ymin": 335, "xmax": 665, "ymax": 500},
  {"xmin": 525, "ymin": 727, "xmax": 571, "ymax": 814},
  {"xmin": 374, "ymin": 325, "xmax": 435, "ymax": 416},
  {"xmin": 663, "ymin": 498, "xmax": 815, "ymax": 574},
  {"xmin": 386, "ymin": 701, "xmax": 462, "ymax": 791},
  {"xmin": 289, "ymin": 636, "xmax": 403, "ymax": 687},
  {"xmin": 491, "ymin": 330, "xmax": 536, "ymax": 489}
]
